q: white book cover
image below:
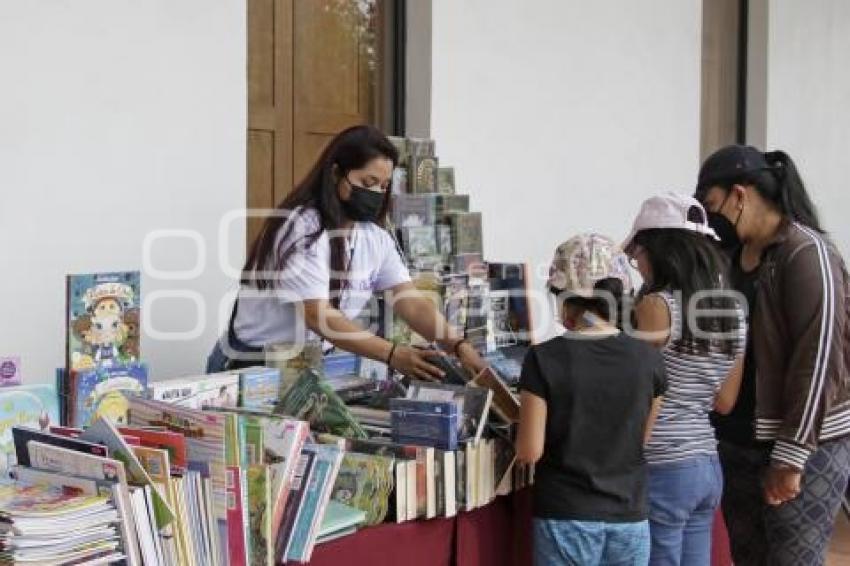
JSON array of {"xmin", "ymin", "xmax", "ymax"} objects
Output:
[
  {"xmin": 130, "ymin": 487, "xmax": 160, "ymax": 566},
  {"xmin": 27, "ymin": 440, "xmax": 128, "ymax": 485}
]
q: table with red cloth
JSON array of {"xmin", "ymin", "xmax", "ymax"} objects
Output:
[{"xmin": 300, "ymin": 489, "xmax": 733, "ymax": 566}]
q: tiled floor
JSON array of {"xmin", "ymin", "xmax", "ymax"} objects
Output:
[{"xmin": 827, "ymin": 511, "xmax": 850, "ymax": 566}]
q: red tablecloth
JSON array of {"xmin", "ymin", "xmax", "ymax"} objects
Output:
[{"xmin": 302, "ymin": 489, "xmax": 733, "ymax": 565}]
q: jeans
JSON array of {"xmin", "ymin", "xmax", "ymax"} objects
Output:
[
  {"xmin": 647, "ymin": 454, "xmax": 722, "ymax": 566},
  {"xmin": 533, "ymin": 517, "xmax": 650, "ymax": 566}
]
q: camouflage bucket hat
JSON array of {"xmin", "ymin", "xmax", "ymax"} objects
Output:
[{"xmin": 547, "ymin": 233, "xmax": 633, "ymax": 298}]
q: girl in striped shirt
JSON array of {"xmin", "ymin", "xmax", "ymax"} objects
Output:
[{"xmin": 623, "ymin": 192, "xmax": 746, "ymax": 566}]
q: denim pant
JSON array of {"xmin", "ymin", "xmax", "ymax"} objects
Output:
[
  {"xmin": 533, "ymin": 517, "xmax": 650, "ymax": 566},
  {"xmin": 647, "ymin": 454, "xmax": 723, "ymax": 566}
]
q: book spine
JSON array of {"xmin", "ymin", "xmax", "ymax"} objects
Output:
[
  {"xmin": 275, "ymin": 450, "xmax": 315, "ymax": 563},
  {"xmin": 225, "ymin": 466, "xmax": 247, "ymax": 566}
]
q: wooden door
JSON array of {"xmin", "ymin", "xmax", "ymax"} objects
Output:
[{"xmin": 247, "ymin": 0, "xmax": 387, "ymax": 249}]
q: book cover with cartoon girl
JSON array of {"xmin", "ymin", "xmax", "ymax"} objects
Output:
[{"xmin": 66, "ymin": 271, "xmax": 141, "ymax": 372}]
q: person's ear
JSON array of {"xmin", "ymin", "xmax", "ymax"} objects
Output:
[{"xmin": 730, "ymin": 184, "xmax": 748, "ymax": 210}]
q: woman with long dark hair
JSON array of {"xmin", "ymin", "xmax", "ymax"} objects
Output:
[
  {"xmin": 623, "ymin": 192, "xmax": 746, "ymax": 566},
  {"xmin": 207, "ymin": 125, "xmax": 486, "ymax": 379},
  {"xmin": 696, "ymin": 145, "xmax": 850, "ymax": 565}
]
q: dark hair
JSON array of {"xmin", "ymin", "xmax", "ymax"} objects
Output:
[
  {"xmin": 700, "ymin": 149, "xmax": 822, "ymax": 232},
  {"xmin": 242, "ymin": 125, "xmax": 398, "ymax": 305},
  {"xmin": 634, "ymin": 228, "xmax": 740, "ymax": 356},
  {"xmin": 556, "ymin": 277, "xmax": 628, "ymax": 328}
]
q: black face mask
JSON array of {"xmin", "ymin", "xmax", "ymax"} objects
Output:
[
  {"xmin": 707, "ymin": 192, "xmax": 742, "ymax": 252},
  {"xmin": 341, "ymin": 184, "xmax": 384, "ymax": 223}
]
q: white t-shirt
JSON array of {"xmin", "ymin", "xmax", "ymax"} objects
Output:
[{"xmin": 232, "ymin": 207, "xmax": 411, "ymax": 347}]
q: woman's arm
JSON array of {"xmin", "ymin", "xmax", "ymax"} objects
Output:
[
  {"xmin": 388, "ymin": 281, "xmax": 488, "ymax": 373},
  {"xmin": 516, "ymin": 390, "xmax": 547, "ymax": 464},
  {"xmin": 644, "ymin": 396, "xmax": 664, "ymax": 445},
  {"xmin": 302, "ymin": 298, "xmax": 445, "ymax": 380},
  {"xmin": 634, "ymin": 294, "xmax": 672, "ymax": 348},
  {"xmin": 714, "ymin": 355, "xmax": 744, "ymax": 415}
]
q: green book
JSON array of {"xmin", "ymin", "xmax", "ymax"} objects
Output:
[
  {"xmin": 317, "ymin": 500, "xmax": 366, "ymax": 542},
  {"xmin": 247, "ymin": 464, "xmax": 272, "ymax": 566},
  {"xmin": 278, "ymin": 369, "xmax": 369, "ymax": 439},
  {"xmin": 330, "ymin": 452, "xmax": 394, "ymax": 525}
]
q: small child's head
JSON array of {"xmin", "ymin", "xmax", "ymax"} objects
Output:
[{"xmin": 546, "ymin": 234, "xmax": 633, "ymax": 330}]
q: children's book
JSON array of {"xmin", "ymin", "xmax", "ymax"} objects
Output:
[
  {"xmin": 149, "ymin": 372, "xmax": 239, "ymax": 410},
  {"xmin": 237, "ymin": 367, "xmax": 280, "ymax": 411},
  {"xmin": 26, "ymin": 440, "xmax": 128, "ymax": 486},
  {"xmin": 12, "ymin": 425, "xmax": 107, "ymax": 468},
  {"xmin": 316, "ymin": 500, "xmax": 366, "ymax": 544},
  {"xmin": 80, "ymin": 418, "xmax": 176, "ymax": 528},
  {"xmin": 70, "ymin": 363, "xmax": 148, "ymax": 427},
  {"xmin": 0, "ymin": 384, "xmax": 59, "ymax": 470},
  {"xmin": 66, "ymin": 271, "xmax": 141, "ymax": 371},
  {"xmin": 329, "ymin": 451, "xmax": 394, "ymax": 525},
  {"xmin": 118, "ymin": 425, "xmax": 189, "ymax": 474},
  {"xmin": 128, "ymin": 397, "xmax": 228, "ymax": 559},
  {"xmin": 247, "ymin": 464, "xmax": 272, "ymax": 566}
]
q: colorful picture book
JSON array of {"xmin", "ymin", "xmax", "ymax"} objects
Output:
[
  {"xmin": 0, "ymin": 384, "xmax": 59, "ymax": 470},
  {"xmin": 66, "ymin": 271, "xmax": 141, "ymax": 371},
  {"xmin": 69, "ymin": 363, "xmax": 148, "ymax": 427}
]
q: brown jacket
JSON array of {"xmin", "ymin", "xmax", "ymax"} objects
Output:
[{"xmin": 753, "ymin": 220, "xmax": 850, "ymax": 470}]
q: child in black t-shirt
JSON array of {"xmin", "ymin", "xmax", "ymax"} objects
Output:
[{"xmin": 516, "ymin": 233, "xmax": 667, "ymax": 566}]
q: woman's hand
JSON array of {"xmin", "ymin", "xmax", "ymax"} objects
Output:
[
  {"xmin": 456, "ymin": 340, "xmax": 487, "ymax": 376},
  {"xmin": 390, "ymin": 346, "xmax": 446, "ymax": 381},
  {"xmin": 763, "ymin": 464, "xmax": 802, "ymax": 506}
]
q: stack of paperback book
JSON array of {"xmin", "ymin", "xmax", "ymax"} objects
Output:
[{"xmin": 0, "ymin": 479, "xmax": 126, "ymax": 564}]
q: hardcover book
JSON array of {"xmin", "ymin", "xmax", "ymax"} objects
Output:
[
  {"xmin": 406, "ymin": 137, "xmax": 436, "ymax": 158},
  {"xmin": 436, "ymin": 194, "xmax": 470, "ymax": 216},
  {"xmin": 246, "ymin": 464, "xmax": 273, "ymax": 566},
  {"xmin": 448, "ymin": 212, "xmax": 483, "ymax": 255},
  {"xmin": 387, "ymin": 136, "xmax": 409, "ymax": 166},
  {"xmin": 407, "ymin": 380, "xmax": 493, "ymax": 443},
  {"xmin": 329, "ymin": 451, "xmax": 394, "ymax": 525},
  {"xmin": 401, "ymin": 225, "xmax": 438, "ymax": 259},
  {"xmin": 390, "ymin": 398, "xmax": 459, "ymax": 451},
  {"xmin": 66, "ymin": 271, "xmax": 141, "ymax": 371},
  {"xmin": 437, "ymin": 167, "xmax": 455, "ymax": 195},
  {"xmin": 149, "ymin": 372, "xmax": 239, "ymax": 410},
  {"xmin": 70, "ymin": 363, "xmax": 148, "ymax": 427},
  {"xmin": 0, "ymin": 384, "xmax": 59, "ymax": 470},
  {"xmin": 408, "ymin": 155, "xmax": 439, "ymax": 194},
  {"xmin": 392, "ymin": 193, "xmax": 438, "ymax": 228},
  {"xmin": 237, "ymin": 366, "xmax": 280, "ymax": 412}
]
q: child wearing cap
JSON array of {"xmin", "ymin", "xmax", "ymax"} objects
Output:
[
  {"xmin": 516, "ymin": 233, "xmax": 667, "ymax": 566},
  {"xmin": 623, "ymin": 192, "xmax": 746, "ymax": 566}
]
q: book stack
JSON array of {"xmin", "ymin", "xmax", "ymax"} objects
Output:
[
  {"xmin": 386, "ymin": 137, "xmax": 534, "ymax": 374},
  {"xmin": 0, "ymin": 479, "xmax": 126, "ymax": 564},
  {"xmin": 59, "ymin": 271, "xmax": 149, "ymax": 429}
]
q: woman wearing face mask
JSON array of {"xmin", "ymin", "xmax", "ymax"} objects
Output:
[
  {"xmin": 207, "ymin": 125, "xmax": 486, "ymax": 379},
  {"xmin": 695, "ymin": 145, "xmax": 850, "ymax": 566},
  {"xmin": 624, "ymin": 192, "xmax": 747, "ymax": 566}
]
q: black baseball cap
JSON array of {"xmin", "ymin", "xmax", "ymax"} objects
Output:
[{"xmin": 695, "ymin": 145, "xmax": 769, "ymax": 199}]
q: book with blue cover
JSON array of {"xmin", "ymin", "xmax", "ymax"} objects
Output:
[
  {"xmin": 390, "ymin": 398, "xmax": 459, "ymax": 451},
  {"xmin": 285, "ymin": 444, "xmax": 343, "ymax": 563},
  {"xmin": 71, "ymin": 363, "xmax": 148, "ymax": 427},
  {"xmin": 236, "ymin": 367, "xmax": 280, "ymax": 412}
]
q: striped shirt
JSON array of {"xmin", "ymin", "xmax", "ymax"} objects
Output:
[{"xmin": 645, "ymin": 291, "xmax": 747, "ymax": 465}]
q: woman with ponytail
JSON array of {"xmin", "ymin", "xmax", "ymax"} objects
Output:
[
  {"xmin": 695, "ymin": 145, "xmax": 850, "ymax": 565},
  {"xmin": 206, "ymin": 125, "xmax": 486, "ymax": 379}
]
